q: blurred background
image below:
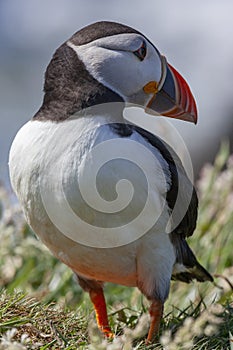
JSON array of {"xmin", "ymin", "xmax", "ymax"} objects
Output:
[{"xmin": 1, "ymin": 0, "xmax": 233, "ymax": 185}]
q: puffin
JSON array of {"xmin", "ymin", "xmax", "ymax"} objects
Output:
[{"xmin": 9, "ymin": 21, "xmax": 213, "ymax": 343}]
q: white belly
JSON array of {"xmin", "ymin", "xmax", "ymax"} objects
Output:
[{"xmin": 9, "ymin": 115, "xmax": 174, "ymax": 287}]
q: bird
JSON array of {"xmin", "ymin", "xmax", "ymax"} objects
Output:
[{"xmin": 9, "ymin": 21, "xmax": 213, "ymax": 343}]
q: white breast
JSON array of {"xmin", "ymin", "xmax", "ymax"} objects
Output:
[{"xmin": 9, "ymin": 113, "xmax": 175, "ymax": 287}]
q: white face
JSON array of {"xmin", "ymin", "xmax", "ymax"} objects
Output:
[{"xmin": 67, "ymin": 33, "xmax": 162, "ymax": 106}]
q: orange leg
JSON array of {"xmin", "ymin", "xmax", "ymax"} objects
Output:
[
  {"xmin": 89, "ymin": 289, "xmax": 114, "ymax": 338},
  {"xmin": 146, "ymin": 300, "xmax": 163, "ymax": 344}
]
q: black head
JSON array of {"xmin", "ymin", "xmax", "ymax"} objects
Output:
[
  {"xmin": 33, "ymin": 21, "xmax": 197, "ymax": 124},
  {"xmin": 34, "ymin": 22, "xmax": 141, "ymax": 121}
]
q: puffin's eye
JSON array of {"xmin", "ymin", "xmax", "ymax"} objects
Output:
[{"xmin": 133, "ymin": 41, "xmax": 147, "ymax": 61}]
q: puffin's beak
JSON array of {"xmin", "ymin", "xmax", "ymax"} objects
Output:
[{"xmin": 143, "ymin": 56, "xmax": 198, "ymax": 124}]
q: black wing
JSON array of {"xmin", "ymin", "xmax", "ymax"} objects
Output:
[
  {"xmin": 119, "ymin": 123, "xmax": 212, "ymax": 283},
  {"xmin": 130, "ymin": 124, "xmax": 198, "ymax": 238}
]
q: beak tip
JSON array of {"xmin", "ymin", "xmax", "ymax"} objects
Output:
[
  {"xmin": 179, "ymin": 112, "xmax": 198, "ymax": 124},
  {"xmin": 191, "ymin": 102, "xmax": 198, "ymax": 125},
  {"xmin": 186, "ymin": 108, "xmax": 198, "ymax": 124},
  {"xmin": 190, "ymin": 112, "xmax": 198, "ymax": 125}
]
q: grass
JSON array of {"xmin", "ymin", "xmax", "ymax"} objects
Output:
[
  {"xmin": 0, "ymin": 144, "xmax": 233, "ymax": 349},
  {"xmin": 0, "ymin": 291, "xmax": 88, "ymax": 349}
]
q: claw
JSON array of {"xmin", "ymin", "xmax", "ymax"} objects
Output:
[{"xmin": 103, "ymin": 328, "xmax": 115, "ymax": 339}]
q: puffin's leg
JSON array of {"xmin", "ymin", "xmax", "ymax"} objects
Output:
[
  {"xmin": 137, "ymin": 275, "xmax": 167, "ymax": 343},
  {"xmin": 146, "ymin": 299, "xmax": 164, "ymax": 344},
  {"xmin": 89, "ymin": 288, "xmax": 113, "ymax": 337},
  {"xmin": 76, "ymin": 274, "xmax": 113, "ymax": 338},
  {"xmin": 136, "ymin": 242, "xmax": 175, "ymax": 343}
]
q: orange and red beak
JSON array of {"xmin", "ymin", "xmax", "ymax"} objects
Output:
[{"xmin": 144, "ymin": 56, "xmax": 198, "ymax": 124}]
